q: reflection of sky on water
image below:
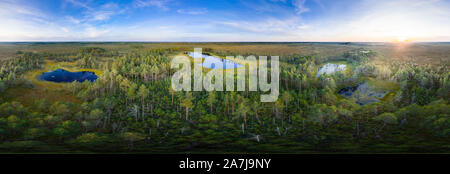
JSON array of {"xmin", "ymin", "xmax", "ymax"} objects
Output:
[
  {"xmin": 188, "ymin": 52, "xmax": 243, "ymax": 69},
  {"xmin": 338, "ymin": 82, "xmax": 388, "ymax": 105},
  {"xmin": 317, "ymin": 63, "xmax": 347, "ymax": 77},
  {"xmin": 39, "ymin": 69, "xmax": 97, "ymax": 83}
]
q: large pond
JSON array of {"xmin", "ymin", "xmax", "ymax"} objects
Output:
[
  {"xmin": 338, "ymin": 82, "xmax": 389, "ymax": 105},
  {"xmin": 187, "ymin": 52, "xmax": 243, "ymax": 69},
  {"xmin": 39, "ymin": 69, "xmax": 98, "ymax": 83},
  {"xmin": 317, "ymin": 63, "xmax": 347, "ymax": 77}
]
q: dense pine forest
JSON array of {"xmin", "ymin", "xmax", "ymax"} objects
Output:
[{"xmin": 0, "ymin": 43, "xmax": 448, "ymax": 153}]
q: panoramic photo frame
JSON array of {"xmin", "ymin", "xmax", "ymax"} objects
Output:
[{"xmin": 0, "ymin": 0, "xmax": 448, "ymax": 172}]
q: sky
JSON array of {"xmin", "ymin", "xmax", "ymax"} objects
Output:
[{"xmin": 0, "ymin": 0, "xmax": 449, "ymax": 42}]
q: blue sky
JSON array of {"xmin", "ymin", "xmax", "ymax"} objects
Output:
[{"xmin": 0, "ymin": 0, "xmax": 449, "ymax": 41}]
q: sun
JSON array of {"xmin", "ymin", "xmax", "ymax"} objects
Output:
[{"xmin": 395, "ymin": 37, "xmax": 409, "ymax": 43}]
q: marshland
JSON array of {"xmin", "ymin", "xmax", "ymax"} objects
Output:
[{"xmin": 0, "ymin": 42, "xmax": 448, "ymax": 153}]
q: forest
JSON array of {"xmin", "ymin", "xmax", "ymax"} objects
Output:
[{"xmin": 0, "ymin": 42, "xmax": 448, "ymax": 153}]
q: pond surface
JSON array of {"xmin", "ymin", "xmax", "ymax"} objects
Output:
[
  {"xmin": 317, "ymin": 63, "xmax": 347, "ymax": 77},
  {"xmin": 338, "ymin": 82, "xmax": 388, "ymax": 105},
  {"xmin": 39, "ymin": 69, "xmax": 98, "ymax": 83},
  {"xmin": 187, "ymin": 52, "xmax": 243, "ymax": 69}
]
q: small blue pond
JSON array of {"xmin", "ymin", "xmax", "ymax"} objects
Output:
[
  {"xmin": 337, "ymin": 82, "xmax": 388, "ymax": 105},
  {"xmin": 187, "ymin": 52, "xmax": 243, "ymax": 69},
  {"xmin": 39, "ymin": 69, "xmax": 98, "ymax": 83}
]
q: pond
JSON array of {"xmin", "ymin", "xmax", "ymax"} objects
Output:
[
  {"xmin": 317, "ymin": 63, "xmax": 347, "ymax": 77},
  {"xmin": 187, "ymin": 52, "xmax": 243, "ymax": 69},
  {"xmin": 38, "ymin": 69, "xmax": 98, "ymax": 83},
  {"xmin": 338, "ymin": 82, "xmax": 388, "ymax": 105}
]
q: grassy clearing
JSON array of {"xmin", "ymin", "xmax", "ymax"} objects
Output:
[
  {"xmin": 4, "ymin": 60, "xmax": 100, "ymax": 107},
  {"xmin": 366, "ymin": 77, "xmax": 399, "ymax": 91},
  {"xmin": 367, "ymin": 77, "xmax": 399, "ymax": 102},
  {"xmin": 2, "ymin": 86, "xmax": 81, "ymax": 107},
  {"xmin": 24, "ymin": 60, "xmax": 102, "ymax": 89}
]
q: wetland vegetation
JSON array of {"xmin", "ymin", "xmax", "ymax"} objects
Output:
[{"xmin": 0, "ymin": 42, "xmax": 448, "ymax": 153}]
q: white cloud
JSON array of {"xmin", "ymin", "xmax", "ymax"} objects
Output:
[
  {"xmin": 101, "ymin": 2, "xmax": 119, "ymax": 9},
  {"xmin": 297, "ymin": 25, "xmax": 309, "ymax": 29},
  {"xmin": 134, "ymin": 0, "xmax": 171, "ymax": 10},
  {"xmin": 292, "ymin": 0, "xmax": 309, "ymax": 14},
  {"xmin": 86, "ymin": 26, "xmax": 110, "ymax": 38},
  {"xmin": 66, "ymin": 16, "xmax": 81, "ymax": 24},
  {"xmin": 65, "ymin": 1, "xmax": 124, "ymax": 22},
  {"xmin": 0, "ymin": 1, "xmax": 67, "ymax": 41},
  {"xmin": 91, "ymin": 11, "xmax": 116, "ymax": 21},
  {"xmin": 330, "ymin": 0, "xmax": 450, "ymax": 41},
  {"xmin": 1, "ymin": 0, "xmax": 449, "ymax": 42},
  {"xmin": 177, "ymin": 8, "xmax": 208, "ymax": 15},
  {"xmin": 270, "ymin": 0, "xmax": 287, "ymax": 2},
  {"xmin": 61, "ymin": 27, "xmax": 69, "ymax": 33},
  {"xmin": 0, "ymin": 1, "xmax": 46, "ymax": 18},
  {"xmin": 65, "ymin": 0, "xmax": 92, "ymax": 10},
  {"xmin": 0, "ymin": 0, "xmax": 121, "ymax": 41},
  {"xmin": 218, "ymin": 17, "xmax": 307, "ymax": 35},
  {"xmin": 213, "ymin": 0, "xmax": 450, "ymax": 42}
]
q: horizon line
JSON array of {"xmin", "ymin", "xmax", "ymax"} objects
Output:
[{"xmin": 1, "ymin": 41, "xmax": 450, "ymax": 43}]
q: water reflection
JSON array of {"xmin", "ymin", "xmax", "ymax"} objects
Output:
[
  {"xmin": 39, "ymin": 69, "xmax": 98, "ymax": 83},
  {"xmin": 338, "ymin": 82, "xmax": 388, "ymax": 105},
  {"xmin": 187, "ymin": 52, "xmax": 243, "ymax": 69}
]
